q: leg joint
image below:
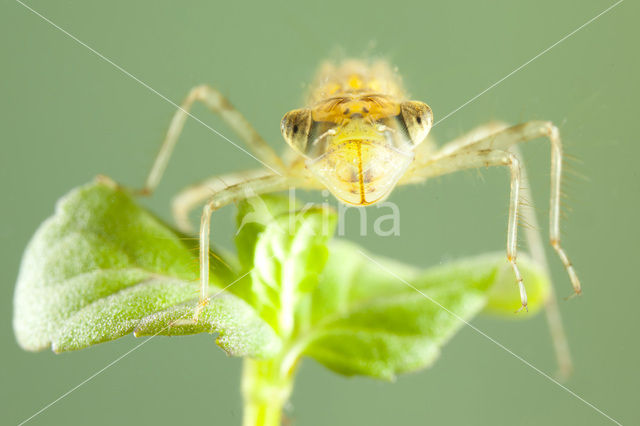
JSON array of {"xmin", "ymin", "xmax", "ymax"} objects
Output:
[
  {"xmin": 186, "ymin": 84, "xmax": 210, "ymax": 102},
  {"xmin": 542, "ymin": 121, "xmax": 561, "ymax": 144},
  {"xmin": 202, "ymin": 200, "xmax": 221, "ymax": 217}
]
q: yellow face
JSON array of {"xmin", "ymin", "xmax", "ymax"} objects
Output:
[{"xmin": 281, "ymin": 96, "xmax": 433, "ymax": 205}]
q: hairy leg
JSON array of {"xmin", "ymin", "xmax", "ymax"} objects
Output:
[
  {"xmin": 403, "ymin": 121, "xmax": 578, "ymax": 377},
  {"xmin": 172, "ymin": 169, "xmax": 273, "ymax": 233},
  {"xmin": 408, "ymin": 121, "xmax": 581, "ymax": 296},
  {"xmin": 403, "ymin": 121, "xmax": 507, "ymax": 181},
  {"xmin": 514, "ymin": 147, "xmax": 573, "ymax": 379},
  {"xmin": 138, "ymin": 85, "xmax": 284, "ymax": 195},
  {"xmin": 177, "ymin": 174, "xmax": 295, "ymax": 323},
  {"xmin": 409, "ymin": 149, "xmax": 528, "ymax": 309}
]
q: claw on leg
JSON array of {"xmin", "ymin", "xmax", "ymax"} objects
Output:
[
  {"xmin": 509, "ymin": 258, "xmax": 529, "ymax": 313},
  {"xmin": 192, "ymin": 297, "xmax": 209, "ymax": 323},
  {"xmin": 551, "ymin": 239, "xmax": 582, "ymax": 297},
  {"xmin": 168, "ymin": 297, "xmax": 209, "ymax": 327}
]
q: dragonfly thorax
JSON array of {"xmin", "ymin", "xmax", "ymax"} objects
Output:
[{"xmin": 280, "ymin": 61, "xmax": 433, "ymax": 205}]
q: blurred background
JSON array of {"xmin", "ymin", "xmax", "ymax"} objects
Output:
[{"xmin": 1, "ymin": 0, "xmax": 637, "ymax": 424}]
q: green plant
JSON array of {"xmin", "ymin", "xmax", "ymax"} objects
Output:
[{"xmin": 13, "ymin": 179, "xmax": 549, "ymax": 426}]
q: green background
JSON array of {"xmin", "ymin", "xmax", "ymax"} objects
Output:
[{"xmin": 2, "ymin": 0, "xmax": 637, "ymax": 425}]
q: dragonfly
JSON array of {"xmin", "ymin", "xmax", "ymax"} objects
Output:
[{"xmin": 136, "ymin": 59, "xmax": 581, "ymax": 377}]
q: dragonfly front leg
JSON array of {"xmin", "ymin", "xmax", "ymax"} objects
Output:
[{"xmin": 171, "ymin": 174, "xmax": 293, "ymax": 324}]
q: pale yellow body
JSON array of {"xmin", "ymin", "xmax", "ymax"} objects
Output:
[{"xmin": 282, "ymin": 60, "xmax": 432, "ymax": 205}]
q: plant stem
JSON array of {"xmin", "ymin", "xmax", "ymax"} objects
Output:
[{"xmin": 242, "ymin": 357, "xmax": 295, "ymax": 426}]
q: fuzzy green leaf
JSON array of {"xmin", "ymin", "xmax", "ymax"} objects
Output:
[
  {"xmin": 14, "ymin": 182, "xmax": 548, "ymax": 381},
  {"xmin": 13, "ymin": 178, "xmax": 281, "ymax": 357},
  {"xmin": 297, "ymin": 241, "xmax": 549, "ymax": 380}
]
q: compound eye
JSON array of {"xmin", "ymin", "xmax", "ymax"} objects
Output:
[
  {"xmin": 281, "ymin": 108, "xmax": 312, "ymax": 154},
  {"xmin": 400, "ymin": 101, "xmax": 433, "ymax": 145}
]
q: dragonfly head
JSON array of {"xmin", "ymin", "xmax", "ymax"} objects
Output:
[{"xmin": 281, "ymin": 100, "xmax": 432, "ymax": 205}]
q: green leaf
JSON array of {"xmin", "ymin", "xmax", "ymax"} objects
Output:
[
  {"xmin": 14, "ymin": 181, "xmax": 548, "ymax": 382},
  {"xmin": 13, "ymin": 178, "xmax": 281, "ymax": 357},
  {"xmin": 234, "ymin": 194, "xmax": 299, "ymax": 271},
  {"xmin": 235, "ymin": 196, "xmax": 337, "ymax": 336},
  {"xmin": 296, "ymin": 241, "xmax": 549, "ymax": 380}
]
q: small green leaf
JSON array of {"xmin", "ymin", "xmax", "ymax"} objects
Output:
[
  {"xmin": 235, "ymin": 196, "xmax": 337, "ymax": 336},
  {"xmin": 13, "ymin": 178, "xmax": 281, "ymax": 357},
  {"xmin": 235, "ymin": 195, "xmax": 299, "ymax": 270},
  {"xmin": 297, "ymin": 241, "xmax": 549, "ymax": 380}
]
